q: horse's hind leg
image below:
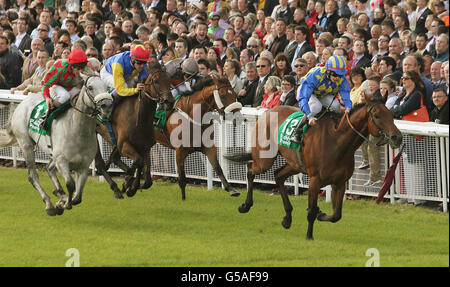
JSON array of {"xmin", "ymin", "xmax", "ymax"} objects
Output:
[
  {"xmin": 19, "ymin": 140, "xmax": 57, "ymax": 216},
  {"xmin": 238, "ymin": 162, "xmax": 255, "ymax": 213},
  {"xmin": 317, "ymin": 183, "xmax": 344, "ymax": 223},
  {"xmin": 203, "ymin": 145, "xmax": 239, "ymax": 197},
  {"xmin": 95, "ymin": 143, "xmax": 123, "ymax": 199},
  {"xmin": 306, "ymin": 177, "xmax": 321, "ymax": 240},
  {"xmin": 176, "ymin": 148, "xmax": 189, "ymax": 200},
  {"xmin": 274, "ymin": 164, "xmax": 298, "ymax": 230}
]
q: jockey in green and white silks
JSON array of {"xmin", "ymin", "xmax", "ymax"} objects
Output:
[{"xmin": 291, "ymin": 55, "xmax": 352, "ymax": 143}]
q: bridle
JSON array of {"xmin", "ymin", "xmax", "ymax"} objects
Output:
[
  {"xmin": 70, "ymin": 75, "xmax": 104, "ymax": 118},
  {"xmin": 142, "ymin": 68, "xmax": 171, "ymax": 104},
  {"xmin": 345, "ymin": 102, "xmax": 390, "ymax": 146}
]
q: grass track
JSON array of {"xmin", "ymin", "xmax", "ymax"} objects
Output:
[{"xmin": 0, "ymin": 167, "xmax": 448, "ymax": 267}]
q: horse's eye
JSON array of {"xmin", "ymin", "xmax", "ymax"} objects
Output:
[{"xmin": 373, "ymin": 114, "xmax": 380, "ymax": 120}]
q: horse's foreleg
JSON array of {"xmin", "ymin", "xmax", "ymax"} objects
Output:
[
  {"xmin": 176, "ymin": 148, "xmax": 189, "ymax": 200},
  {"xmin": 72, "ymin": 170, "xmax": 88, "ymax": 206},
  {"xmin": 140, "ymin": 152, "xmax": 153, "ymax": 190},
  {"xmin": 317, "ymin": 183, "xmax": 344, "ymax": 223},
  {"xmin": 306, "ymin": 177, "xmax": 321, "ymax": 240},
  {"xmin": 47, "ymin": 163, "xmax": 67, "ymax": 214},
  {"xmin": 274, "ymin": 164, "xmax": 297, "ymax": 230},
  {"xmin": 55, "ymin": 158, "xmax": 75, "ymax": 210},
  {"xmin": 203, "ymin": 145, "xmax": 240, "ymax": 197},
  {"xmin": 239, "ymin": 162, "xmax": 255, "ymax": 213},
  {"xmin": 120, "ymin": 143, "xmax": 145, "ymax": 197}
]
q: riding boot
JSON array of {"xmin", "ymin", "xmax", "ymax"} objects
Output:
[{"xmin": 290, "ymin": 114, "xmax": 308, "ymax": 144}]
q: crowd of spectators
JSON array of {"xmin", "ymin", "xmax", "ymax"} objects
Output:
[
  {"xmin": 0, "ymin": 0, "xmax": 447, "ymax": 120},
  {"xmin": 0, "ymin": 0, "xmax": 448, "ymax": 202}
]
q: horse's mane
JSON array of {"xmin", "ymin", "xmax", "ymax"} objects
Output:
[
  {"xmin": 191, "ymin": 76, "xmax": 230, "ymax": 92},
  {"xmin": 148, "ymin": 59, "xmax": 163, "ymax": 71}
]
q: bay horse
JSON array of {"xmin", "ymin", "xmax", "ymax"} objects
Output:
[
  {"xmin": 0, "ymin": 73, "xmax": 113, "ymax": 216},
  {"xmin": 153, "ymin": 74, "xmax": 243, "ymax": 200},
  {"xmin": 95, "ymin": 60, "xmax": 173, "ymax": 199},
  {"xmin": 224, "ymin": 95, "xmax": 403, "ymax": 240}
]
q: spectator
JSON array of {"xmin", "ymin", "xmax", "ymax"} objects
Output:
[
  {"xmin": 279, "ymin": 75, "xmax": 297, "ymax": 106},
  {"xmin": 223, "ymin": 58, "xmax": 244, "ymax": 94},
  {"xmin": 193, "ymin": 45, "xmax": 207, "ymax": 62},
  {"xmin": 239, "ymin": 48, "xmax": 254, "ymax": 80},
  {"xmin": 207, "ymin": 11, "xmax": 225, "ymax": 41},
  {"xmin": 268, "ymin": 18, "xmax": 289, "ymax": 57},
  {"xmin": 259, "ymin": 76, "xmax": 282, "ymax": 109},
  {"xmin": 30, "ymin": 9, "xmax": 53, "ymax": 39},
  {"xmin": 430, "ymin": 61, "xmax": 445, "ymax": 88},
  {"xmin": 253, "ymin": 56, "xmax": 272, "ymax": 107},
  {"xmin": 349, "ymin": 67, "xmax": 366, "ymax": 105},
  {"xmin": 15, "ymin": 17, "xmax": 32, "ymax": 55},
  {"xmin": 380, "ymin": 77, "xmax": 398, "ymax": 110},
  {"xmin": 291, "ymin": 58, "xmax": 308, "ymax": 87},
  {"xmin": 302, "ymin": 51, "xmax": 317, "ymax": 71},
  {"xmin": 238, "ymin": 61, "xmax": 259, "ymax": 107},
  {"xmin": 351, "ymin": 39, "xmax": 370, "ymax": 69},
  {"xmin": 415, "ymin": 0, "xmax": 433, "ymax": 35},
  {"xmin": 414, "ymin": 33, "xmax": 431, "ymax": 56},
  {"xmin": 273, "ymin": 53, "xmax": 291, "ymax": 79},
  {"xmin": 433, "ymin": 34, "xmax": 449, "ymax": 62},
  {"xmin": 36, "ymin": 23, "xmax": 53, "ymax": 56},
  {"xmin": 378, "ymin": 56, "xmax": 400, "ymax": 83},
  {"xmin": 10, "ymin": 49, "xmax": 51, "ymax": 95},
  {"xmin": 430, "ymin": 86, "xmax": 449, "ymax": 125},
  {"xmin": 0, "ymin": 35, "xmax": 22, "ymax": 89},
  {"xmin": 197, "ymin": 58, "xmax": 212, "ymax": 77}
]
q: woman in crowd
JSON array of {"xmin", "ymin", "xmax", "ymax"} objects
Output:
[
  {"xmin": 273, "ymin": 53, "xmax": 292, "ymax": 79},
  {"xmin": 259, "ymin": 76, "xmax": 282, "ymax": 109},
  {"xmin": 223, "ymin": 59, "xmax": 244, "ymax": 94},
  {"xmin": 350, "ymin": 67, "xmax": 366, "ymax": 105}
]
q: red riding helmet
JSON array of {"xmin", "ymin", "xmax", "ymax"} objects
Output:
[
  {"xmin": 131, "ymin": 45, "xmax": 150, "ymax": 62},
  {"xmin": 69, "ymin": 49, "xmax": 88, "ymax": 65}
]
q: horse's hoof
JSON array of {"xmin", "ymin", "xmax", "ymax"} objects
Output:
[
  {"xmin": 306, "ymin": 235, "xmax": 314, "ymax": 241},
  {"xmin": 72, "ymin": 197, "xmax": 81, "ymax": 206},
  {"xmin": 114, "ymin": 191, "xmax": 124, "ymax": 199},
  {"xmin": 229, "ymin": 188, "xmax": 240, "ymax": 197},
  {"xmin": 126, "ymin": 187, "xmax": 137, "ymax": 197},
  {"xmin": 317, "ymin": 212, "xmax": 327, "ymax": 221},
  {"xmin": 55, "ymin": 207, "xmax": 64, "ymax": 215},
  {"xmin": 238, "ymin": 204, "xmax": 250, "ymax": 213},
  {"xmin": 46, "ymin": 208, "xmax": 57, "ymax": 216},
  {"xmin": 282, "ymin": 217, "xmax": 292, "ymax": 229}
]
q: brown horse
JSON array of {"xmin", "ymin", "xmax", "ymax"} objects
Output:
[
  {"xmin": 153, "ymin": 74, "xmax": 243, "ymax": 200},
  {"xmin": 95, "ymin": 60, "xmax": 173, "ymax": 198},
  {"xmin": 224, "ymin": 95, "xmax": 403, "ymax": 240}
]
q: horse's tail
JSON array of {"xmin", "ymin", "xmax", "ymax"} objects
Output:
[
  {"xmin": 223, "ymin": 152, "xmax": 252, "ymax": 164},
  {"xmin": 0, "ymin": 104, "xmax": 18, "ymax": 148}
]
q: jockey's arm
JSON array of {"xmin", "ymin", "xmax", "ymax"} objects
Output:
[
  {"xmin": 338, "ymin": 77, "xmax": 352, "ymax": 112},
  {"xmin": 111, "ymin": 63, "xmax": 139, "ymax": 97}
]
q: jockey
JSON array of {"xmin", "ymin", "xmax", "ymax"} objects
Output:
[
  {"xmin": 171, "ymin": 58, "xmax": 201, "ymax": 98},
  {"xmin": 291, "ymin": 55, "xmax": 352, "ymax": 143},
  {"xmin": 154, "ymin": 58, "xmax": 201, "ymax": 126},
  {"xmin": 41, "ymin": 49, "xmax": 88, "ymax": 111},
  {"xmin": 100, "ymin": 44, "xmax": 150, "ymax": 104}
]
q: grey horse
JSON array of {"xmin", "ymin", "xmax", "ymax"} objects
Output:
[{"xmin": 0, "ymin": 73, "xmax": 113, "ymax": 216}]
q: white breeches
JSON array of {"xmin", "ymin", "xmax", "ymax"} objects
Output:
[
  {"xmin": 49, "ymin": 85, "xmax": 80, "ymax": 106},
  {"xmin": 308, "ymin": 94, "xmax": 341, "ymax": 117}
]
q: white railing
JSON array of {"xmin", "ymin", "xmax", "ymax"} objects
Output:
[{"xmin": 0, "ymin": 90, "xmax": 448, "ymax": 212}]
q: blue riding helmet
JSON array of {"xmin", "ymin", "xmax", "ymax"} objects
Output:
[{"xmin": 325, "ymin": 55, "xmax": 347, "ymax": 76}]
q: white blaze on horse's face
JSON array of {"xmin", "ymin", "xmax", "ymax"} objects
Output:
[{"xmin": 214, "ymin": 88, "xmax": 243, "ymax": 113}]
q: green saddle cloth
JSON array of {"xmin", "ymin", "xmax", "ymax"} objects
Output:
[
  {"xmin": 28, "ymin": 100, "xmax": 71, "ymax": 136},
  {"xmin": 278, "ymin": 111, "xmax": 308, "ymax": 151},
  {"xmin": 153, "ymin": 94, "xmax": 182, "ymax": 130}
]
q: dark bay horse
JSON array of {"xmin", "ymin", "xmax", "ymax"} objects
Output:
[
  {"xmin": 95, "ymin": 60, "xmax": 173, "ymax": 198},
  {"xmin": 154, "ymin": 74, "xmax": 243, "ymax": 200},
  {"xmin": 224, "ymin": 95, "xmax": 403, "ymax": 240}
]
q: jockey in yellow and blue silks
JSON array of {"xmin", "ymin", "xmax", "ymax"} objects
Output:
[
  {"xmin": 291, "ymin": 55, "xmax": 352, "ymax": 143},
  {"xmin": 100, "ymin": 45, "xmax": 150, "ymax": 99}
]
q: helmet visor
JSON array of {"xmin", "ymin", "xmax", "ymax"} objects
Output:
[{"xmin": 71, "ymin": 62, "xmax": 87, "ymax": 70}]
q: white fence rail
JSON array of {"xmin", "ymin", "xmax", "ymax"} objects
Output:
[{"xmin": 0, "ymin": 90, "xmax": 448, "ymax": 212}]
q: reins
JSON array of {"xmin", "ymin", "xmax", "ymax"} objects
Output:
[{"xmin": 344, "ymin": 103, "xmax": 386, "ymax": 146}]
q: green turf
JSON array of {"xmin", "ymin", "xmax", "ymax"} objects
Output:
[{"xmin": 0, "ymin": 167, "xmax": 448, "ymax": 267}]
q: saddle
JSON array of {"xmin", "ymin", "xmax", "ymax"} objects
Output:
[{"xmin": 29, "ymin": 100, "xmax": 71, "ymax": 136}]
